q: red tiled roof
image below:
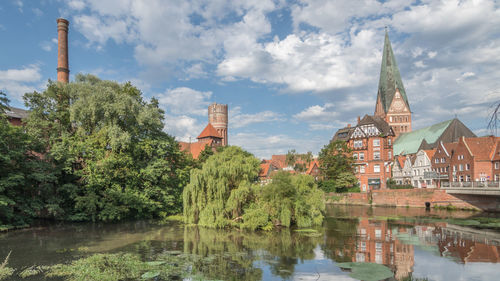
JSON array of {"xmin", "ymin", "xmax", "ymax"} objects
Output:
[
  {"xmin": 197, "ymin": 123, "xmax": 222, "ymax": 139},
  {"xmin": 271, "ymin": 155, "xmax": 287, "ymax": 169},
  {"xmin": 424, "ymin": 149, "xmax": 436, "ymax": 161},
  {"xmin": 306, "ymin": 160, "xmax": 319, "ymax": 175},
  {"xmin": 178, "ymin": 140, "xmax": 212, "ymax": 159},
  {"xmin": 464, "ymin": 136, "xmax": 498, "ymax": 161},
  {"xmin": 259, "ymin": 163, "xmax": 271, "ymax": 178},
  {"xmin": 396, "ymin": 155, "xmax": 406, "ymax": 169}
]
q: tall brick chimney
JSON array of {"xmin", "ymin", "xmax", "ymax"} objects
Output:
[{"xmin": 57, "ymin": 18, "xmax": 69, "ymax": 83}]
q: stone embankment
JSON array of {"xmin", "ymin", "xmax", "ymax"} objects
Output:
[{"xmin": 327, "ymin": 189, "xmax": 500, "ymax": 212}]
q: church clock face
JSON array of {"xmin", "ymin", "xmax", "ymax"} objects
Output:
[{"xmin": 393, "ymin": 100, "xmax": 405, "ymax": 111}]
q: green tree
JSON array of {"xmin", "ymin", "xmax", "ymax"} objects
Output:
[
  {"xmin": 318, "ymin": 140, "xmax": 357, "ymax": 193},
  {"xmin": 22, "ymin": 74, "xmax": 191, "ymax": 222},
  {"xmin": 0, "ymin": 91, "xmax": 9, "ymax": 114},
  {"xmin": 183, "ymin": 146, "xmax": 261, "ymax": 227}
]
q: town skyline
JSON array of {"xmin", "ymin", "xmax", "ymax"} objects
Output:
[{"xmin": 1, "ymin": 0, "xmax": 499, "ymax": 158}]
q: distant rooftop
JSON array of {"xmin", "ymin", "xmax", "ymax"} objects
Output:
[{"xmin": 4, "ymin": 106, "xmax": 29, "ymax": 119}]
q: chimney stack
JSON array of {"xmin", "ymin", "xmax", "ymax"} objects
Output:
[
  {"xmin": 347, "ymin": 124, "xmax": 351, "ymax": 128},
  {"xmin": 357, "ymin": 116, "xmax": 361, "ymax": 124},
  {"xmin": 57, "ymin": 18, "xmax": 69, "ymax": 83}
]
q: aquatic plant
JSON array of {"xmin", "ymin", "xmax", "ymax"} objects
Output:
[{"xmin": 0, "ymin": 251, "xmax": 14, "ymax": 280}]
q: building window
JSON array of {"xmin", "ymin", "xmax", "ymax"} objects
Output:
[
  {"xmin": 375, "ymin": 229, "xmax": 382, "ymax": 239},
  {"xmin": 374, "ymin": 165, "xmax": 380, "ymax": 173},
  {"xmin": 459, "ymin": 164, "xmax": 463, "ymax": 171},
  {"xmin": 374, "ymin": 151, "xmax": 380, "ymax": 160},
  {"xmin": 354, "ymin": 166, "xmax": 359, "ymax": 173},
  {"xmin": 441, "ymin": 158, "xmax": 445, "ymax": 163},
  {"xmin": 453, "ymin": 165, "xmax": 456, "ymax": 172},
  {"xmin": 466, "ymin": 164, "xmax": 470, "ymax": 170},
  {"xmin": 459, "ymin": 175, "xmax": 464, "ymax": 182},
  {"xmin": 353, "ymin": 153, "xmax": 358, "ymax": 160},
  {"xmin": 388, "ymin": 151, "xmax": 392, "ymax": 159},
  {"xmin": 466, "ymin": 175, "xmax": 471, "ymax": 182},
  {"xmin": 495, "ymin": 162, "xmax": 499, "ymax": 169},
  {"xmin": 354, "ymin": 140, "xmax": 363, "ymax": 148},
  {"xmin": 495, "ymin": 174, "xmax": 499, "ymax": 182},
  {"xmin": 386, "ymin": 165, "xmax": 390, "ymax": 172},
  {"xmin": 359, "ymin": 152, "xmax": 365, "ymax": 160},
  {"xmin": 446, "ymin": 166, "xmax": 449, "ymax": 172},
  {"xmin": 360, "ymin": 166, "xmax": 365, "ymax": 173},
  {"xmin": 458, "ymin": 155, "xmax": 464, "ymax": 160},
  {"xmin": 388, "ymin": 139, "xmax": 391, "ymax": 145},
  {"xmin": 373, "ymin": 139, "xmax": 380, "ymax": 147}
]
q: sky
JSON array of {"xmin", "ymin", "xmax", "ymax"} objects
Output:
[{"xmin": 0, "ymin": 0, "xmax": 499, "ymax": 159}]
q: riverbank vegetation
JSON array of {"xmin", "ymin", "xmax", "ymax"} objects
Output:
[
  {"xmin": 1, "ymin": 76, "xmax": 193, "ymax": 229},
  {"xmin": 183, "ymin": 146, "xmax": 325, "ymax": 229}
]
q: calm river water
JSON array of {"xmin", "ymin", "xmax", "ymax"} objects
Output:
[{"xmin": 1, "ymin": 205, "xmax": 500, "ymax": 281}]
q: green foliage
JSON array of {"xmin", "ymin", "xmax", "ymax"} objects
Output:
[
  {"xmin": 0, "ymin": 91, "xmax": 9, "ymax": 115},
  {"xmin": 183, "ymin": 148, "xmax": 325, "ymax": 230},
  {"xmin": 0, "ymin": 252, "xmax": 14, "ymax": 280},
  {"xmin": 46, "ymin": 252, "xmax": 195, "ymax": 281},
  {"xmin": 318, "ymin": 141, "xmax": 357, "ymax": 192},
  {"xmin": 285, "ymin": 149, "xmax": 313, "ymax": 172},
  {"xmin": 1, "ymin": 74, "xmax": 192, "ymax": 224},
  {"xmin": 183, "ymin": 146, "xmax": 261, "ymax": 227},
  {"xmin": 0, "ymin": 117, "xmax": 56, "ymax": 228}
]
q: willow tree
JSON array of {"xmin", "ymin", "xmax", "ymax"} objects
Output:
[{"xmin": 183, "ymin": 146, "xmax": 260, "ymax": 227}]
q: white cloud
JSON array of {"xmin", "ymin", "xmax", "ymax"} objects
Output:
[
  {"xmin": 68, "ymin": 0, "xmax": 86, "ymax": 11},
  {"xmin": 294, "ymin": 103, "xmax": 338, "ymax": 122},
  {"xmin": 230, "ymin": 106, "xmax": 284, "ymax": 129},
  {"xmin": 0, "ymin": 65, "xmax": 42, "ymax": 101},
  {"xmin": 230, "ymin": 132, "xmax": 325, "ymax": 159},
  {"xmin": 157, "ymin": 87, "xmax": 212, "ymax": 116},
  {"xmin": 164, "ymin": 114, "xmax": 205, "ymax": 142},
  {"xmin": 218, "ymin": 29, "xmax": 381, "ymax": 92}
]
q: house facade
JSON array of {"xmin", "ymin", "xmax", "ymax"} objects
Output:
[
  {"xmin": 334, "ymin": 115, "xmax": 395, "ymax": 192},
  {"xmin": 411, "ymin": 149, "xmax": 436, "ymax": 188}
]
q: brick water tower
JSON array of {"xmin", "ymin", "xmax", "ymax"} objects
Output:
[{"xmin": 208, "ymin": 103, "xmax": 228, "ymax": 146}]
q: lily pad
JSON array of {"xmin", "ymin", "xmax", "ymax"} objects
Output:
[{"xmin": 337, "ymin": 262, "xmax": 393, "ymax": 281}]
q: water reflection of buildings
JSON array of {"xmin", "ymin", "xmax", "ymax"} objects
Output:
[
  {"xmin": 355, "ymin": 219, "xmax": 414, "ymax": 280},
  {"xmin": 353, "ymin": 219, "xmax": 500, "ymax": 280}
]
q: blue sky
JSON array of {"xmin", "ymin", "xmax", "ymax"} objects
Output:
[{"xmin": 1, "ymin": 0, "xmax": 499, "ymax": 158}]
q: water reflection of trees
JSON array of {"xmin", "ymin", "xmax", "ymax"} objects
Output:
[{"xmin": 182, "ymin": 226, "xmax": 323, "ymax": 280}]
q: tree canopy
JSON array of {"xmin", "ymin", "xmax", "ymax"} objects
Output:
[
  {"xmin": 1, "ymin": 74, "xmax": 192, "ymax": 228},
  {"xmin": 183, "ymin": 147, "xmax": 324, "ymax": 230},
  {"xmin": 318, "ymin": 140, "xmax": 358, "ymax": 193}
]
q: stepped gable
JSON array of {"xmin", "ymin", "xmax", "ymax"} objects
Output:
[
  {"xmin": 197, "ymin": 123, "xmax": 222, "ymax": 140},
  {"xmin": 376, "ymin": 30, "xmax": 410, "ymax": 113},
  {"xmin": 394, "ymin": 118, "xmax": 476, "ymax": 156}
]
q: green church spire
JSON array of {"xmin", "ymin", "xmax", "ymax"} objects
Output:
[{"xmin": 376, "ymin": 29, "xmax": 410, "ymax": 112}]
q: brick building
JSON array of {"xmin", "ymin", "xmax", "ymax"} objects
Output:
[
  {"xmin": 374, "ymin": 30, "xmax": 412, "ymax": 138},
  {"xmin": 431, "ymin": 136, "xmax": 500, "ymax": 184},
  {"xmin": 179, "ymin": 104, "xmax": 228, "ymax": 159},
  {"xmin": 4, "ymin": 107, "xmax": 29, "ymax": 126},
  {"xmin": 333, "ymin": 115, "xmax": 395, "ymax": 191}
]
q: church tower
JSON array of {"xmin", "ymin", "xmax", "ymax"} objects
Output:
[{"xmin": 374, "ymin": 30, "xmax": 411, "ymax": 138}]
